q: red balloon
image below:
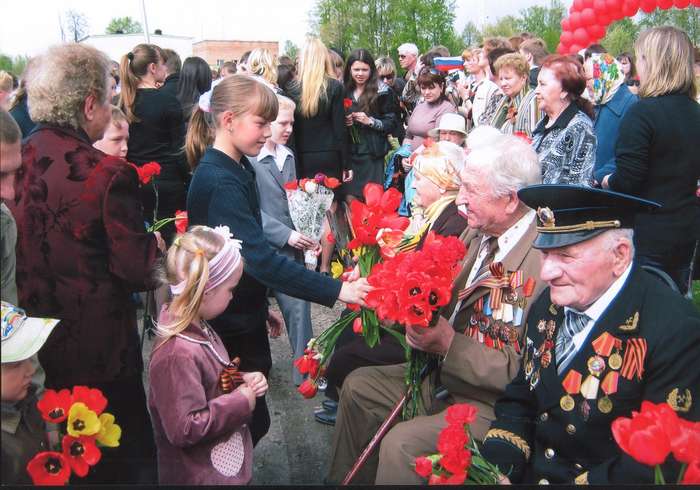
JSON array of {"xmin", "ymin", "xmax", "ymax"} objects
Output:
[
  {"xmin": 584, "ymin": 0, "xmax": 595, "ymax": 7},
  {"xmin": 640, "ymin": 0, "xmax": 656, "ymax": 12},
  {"xmin": 557, "ymin": 43, "xmax": 567, "ymax": 54},
  {"xmin": 573, "ymin": 0, "xmax": 586, "ymax": 10},
  {"xmin": 574, "ymin": 27, "xmax": 590, "ymax": 46},
  {"xmin": 622, "ymin": 0, "xmax": 640, "ymax": 16},
  {"xmin": 673, "ymin": 0, "xmax": 690, "ymax": 8},
  {"xmin": 657, "ymin": 0, "xmax": 673, "ymax": 9},
  {"xmin": 587, "ymin": 24, "xmax": 607, "ymax": 39},
  {"xmin": 597, "ymin": 12, "xmax": 612, "ymax": 24},
  {"xmin": 561, "ymin": 18, "xmax": 572, "ymax": 31},
  {"xmin": 570, "ymin": 11, "xmax": 584, "ymax": 29},
  {"xmin": 581, "ymin": 8, "xmax": 597, "ymax": 25},
  {"xmin": 593, "ymin": 0, "xmax": 608, "ymax": 12},
  {"xmin": 690, "ymin": 0, "xmax": 700, "ymax": 7},
  {"xmin": 569, "ymin": 44, "xmax": 584, "ymax": 55},
  {"xmin": 560, "ymin": 30, "xmax": 575, "ymax": 46}
]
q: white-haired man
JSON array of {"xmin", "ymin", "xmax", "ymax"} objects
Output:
[
  {"xmin": 481, "ymin": 185, "xmax": 700, "ymax": 485},
  {"xmin": 327, "ymin": 133, "xmax": 548, "ymax": 484},
  {"xmin": 398, "ymin": 42, "xmax": 421, "ymax": 114}
]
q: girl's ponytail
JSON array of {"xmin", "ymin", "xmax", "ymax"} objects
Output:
[
  {"xmin": 185, "ymin": 107, "xmax": 213, "ymax": 169},
  {"xmin": 118, "ymin": 44, "xmax": 164, "ymax": 123}
]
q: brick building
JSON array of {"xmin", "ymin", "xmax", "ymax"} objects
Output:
[{"xmin": 193, "ymin": 40, "xmax": 279, "ymax": 67}]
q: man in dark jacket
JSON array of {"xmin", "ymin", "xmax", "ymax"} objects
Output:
[{"xmin": 482, "ymin": 185, "xmax": 700, "ymax": 485}]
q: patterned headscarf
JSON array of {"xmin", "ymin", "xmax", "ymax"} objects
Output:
[{"xmin": 588, "ymin": 53, "xmax": 625, "ymax": 106}]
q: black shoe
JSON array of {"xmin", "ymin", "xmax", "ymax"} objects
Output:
[
  {"xmin": 322, "ymin": 399, "xmax": 338, "ymax": 411},
  {"xmin": 314, "ymin": 408, "xmax": 337, "ymax": 426}
]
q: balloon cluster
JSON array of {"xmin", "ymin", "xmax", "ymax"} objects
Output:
[{"xmin": 557, "ymin": 0, "xmax": 700, "ymax": 55}]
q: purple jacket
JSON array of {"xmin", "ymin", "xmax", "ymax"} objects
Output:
[{"xmin": 148, "ymin": 320, "xmax": 253, "ymax": 485}]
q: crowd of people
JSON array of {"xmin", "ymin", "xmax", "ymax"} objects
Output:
[{"xmin": 0, "ymin": 22, "xmax": 699, "ymax": 486}]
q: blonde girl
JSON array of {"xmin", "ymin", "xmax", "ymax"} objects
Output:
[
  {"xmin": 247, "ymin": 48, "xmax": 278, "ymax": 88},
  {"xmin": 148, "ymin": 225, "xmax": 267, "ymax": 485},
  {"xmin": 184, "ymin": 74, "xmax": 370, "ymax": 444}
]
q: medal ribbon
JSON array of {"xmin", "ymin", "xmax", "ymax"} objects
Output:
[
  {"xmin": 600, "ymin": 371, "xmax": 619, "ymax": 396},
  {"xmin": 523, "ymin": 277, "xmax": 536, "ymax": 297},
  {"xmin": 562, "ymin": 370, "xmax": 583, "ymax": 395},
  {"xmin": 592, "ymin": 332, "xmax": 616, "ymax": 357},
  {"xmin": 457, "ymin": 262, "xmax": 510, "ymax": 300},
  {"xmin": 509, "ymin": 270, "xmax": 524, "ymax": 290},
  {"xmin": 621, "ymin": 338, "xmax": 647, "ymax": 381}
]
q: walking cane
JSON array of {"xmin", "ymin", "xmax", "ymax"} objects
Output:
[{"xmin": 341, "ymin": 363, "xmax": 434, "ymax": 485}]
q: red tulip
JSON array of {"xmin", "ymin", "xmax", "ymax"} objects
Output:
[
  {"xmin": 611, "ymin": 402, "xmax": 673, "ymax": 466},
  {"xmin": 352, "ymin": 317, "xmax": 363, "ymax": 334},
  {"xmin": 682, "ymin": 460, "xmax": 700, "ymax": 484},
  {"xmin": 284, "ymin": 180, "xmax": 298, "ymax": 191},
  {"xmin": 174, "ymin": 210, "xmax": 188, "ymax": 234},
  {"xmin": 26, "ymin": 451, "xmax": 72, "ymax": 486},
  {"xmin": 37, "ymin": 389, "xmax": 73, "ymax": 423},
  {"xmin": 293, "ymin": 352, "xmax": 320, "ymax": 377},
  {"xmin": 343, "ymin": 98, "xmax": 353, "ymax": 110},
  {"xmin": 672, "ymin": 420, "xmax": 700, "ymax": 464},
  {"xmin": 297, "ymin": 379, "xmax": 318, "ymax": 399},
  {"xmin": 323, "ymin": 176, "xmax": 341, "ymax": 189},
  {"xmin": 61, "ymin": 435, "xmax": 102, "ymax": 477},
  {"xmin": 130, "ymin": 161, "xmax": 161, "ymax": 185},
  {"xmin": 72, "ymin": 386, "xmax": 107, "ymax": 415}
]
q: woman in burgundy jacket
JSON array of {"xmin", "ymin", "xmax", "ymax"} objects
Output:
[{"xmin": 9, "ymin": 44, "xmax": 164, "ymax": 484}]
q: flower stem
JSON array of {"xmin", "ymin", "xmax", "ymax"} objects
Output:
[
  {"xmin": 677, "ymin": 463, "xmax": 687, "ymax": 484},
  {"xmin": 654, "ymin": 465, "xmax": 666, "ymax": 485}
]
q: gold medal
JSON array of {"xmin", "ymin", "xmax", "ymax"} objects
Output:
[
  {"xmin": 525, "ymin": 360, "xmax": 534, "ymax": 378},
  {"xmin": 598, "ymin": 396, "xmax": 613, "ymax": 414},
  {"xmin": 560, "ymin": 394, "xmax": 575, "ymax": 411},
  {"xmin": 608, "ymin": 352, "xmax": 622, "ymax": 370}
]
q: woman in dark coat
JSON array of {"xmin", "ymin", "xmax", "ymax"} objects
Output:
[
  {"xmin": 9, "ymin": 43, "xmax": 164, "ymax": 484},
  {"xmin": 293, "ymin": 37, "xmax": 348, "ymax": 181},
  {"xmin": 604, "ymin": 27, "xmax": 700, "ymax": 294},
  {"xmin": 343, "ymin": 49, "xmax": 398, "ymax": 201},
  {"xmin": 120, "ymin": 43, "xmax": 188, "ymax": 241}
]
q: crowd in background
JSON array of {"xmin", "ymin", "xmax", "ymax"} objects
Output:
[{"xmin": 1, "ymin": 22, "xmax": 699, "ymax": 486}]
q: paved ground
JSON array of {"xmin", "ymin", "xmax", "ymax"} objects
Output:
[{"xmin": 141, "ymin": 300, "xmax": 344, "ymax": 486}]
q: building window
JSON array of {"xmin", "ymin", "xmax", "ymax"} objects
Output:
[{"xmin": 216, "ymin": 59, "xmax": 224, "ymax": 67}]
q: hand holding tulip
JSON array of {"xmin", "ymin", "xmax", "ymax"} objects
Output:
[{"xmin": 405, "ymin": 315, "xmax": 455, "ymax": 356}]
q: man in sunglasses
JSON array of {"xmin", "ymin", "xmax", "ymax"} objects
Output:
[{"xmin": 398, "ymin": 43, "xmax": 421, "ymax": 115}]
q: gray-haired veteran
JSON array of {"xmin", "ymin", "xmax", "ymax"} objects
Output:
[{"xmin": 481, "ymin": 184, "xmax": 700, "ymax": 485}]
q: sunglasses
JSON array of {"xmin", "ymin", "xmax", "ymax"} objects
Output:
[{"xmin": 380, "ymin": 74, "xmax": 395, "ymax": 81}]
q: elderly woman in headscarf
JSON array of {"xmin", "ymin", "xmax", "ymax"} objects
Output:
[
  {"xmin": 584, "ymin": 53, "xmax": 638, "ymax": 186},
  {"xmin": 8, "ymin": 43, "xmax": 163, "ymax": 483},
  {"xmin": 314, "ymin": 140, "xmax": 468, "ymax": 426}
]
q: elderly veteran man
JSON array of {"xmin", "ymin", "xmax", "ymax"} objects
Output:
[
  {"xmin": 482, "ymin": 185, "xmax": 700, "ymax": 485},
  {"xmin": 326, "ymin": 133, "xmax": 547, "ymax": 485}
]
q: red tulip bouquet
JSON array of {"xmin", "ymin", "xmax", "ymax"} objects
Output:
[
  {"xmin": 611, "ymin": 401, "xmax": 700, "ymax": 484},
  {"xmin": 343, "ymin": 97, "xmax": 360, "ymax": 144},
  {"xmin": 414, "ymin": 403, "xmax": 501, "ymax": 484},
  {"xmin": 284, "ymin": 173, "xmax": 340, "ymax": 269},
  {"xmin": 294, "ymin": 183, "xmax": 467, "ymax": 417},
  {"xmin": 27, "ymin": 386, "xmax": 122, "ymax": 485}
]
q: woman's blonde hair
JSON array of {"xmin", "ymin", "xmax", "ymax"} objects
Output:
[
  {"xmin": 118, "ymin": 43, "xmax": 165, "ymax": 123},
  {"xmin": 375, "ymin": 56, "xmax": 396, "ymax": 77},
  {"xmin": 157, "ymin": 225, "xmax": 236, "ymax": 337},
  {"xmin": 185, "ymin": 74, "xmax": 278, "ymax": 167},
  {"xmin": 298, "ymin": 37, "xmax": 334, "ymax": 118},
  {"xmin": 635, "ymin": 26, "xmax": 696, "ymax": 100},
  {"xmin": 494, "ymin": 53, "xmax": 530, "ymax": 78},
  {"xmin": 27, "ymin": 44, "xmax": 110, "ymax": 130},
  {"xmin": 248, "ymin": 48, "xmax": 278, "ymax": 86}
]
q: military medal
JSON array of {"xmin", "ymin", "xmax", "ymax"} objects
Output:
[
  {"xmin": 587, "ymin": 355, "xmax": 606, "ymax": 377},
  {"xmin": 537, "ymin": 319, "xmax": 546, "ymax": 333},
  {"xmin": 561, "ymin": 370, "xmax": 582, "ymax": 411},
  {"xmin": 580, "ymin": 375, "xmax": 600, "ymax": 400},
  {"xmin": 621, "ymin": 338, "xmax": 647, "ymax": 381},
  {"xmin": 530, "ymin": 369, "xmax": 540, "ymax": 390},
  {"xmin": 609, "ymin": 338, "xmax": 624, "ymax": 370},
  {"xmin": 502, "ymin": 303, "xmax": 514, "ymax": 323},
  {"xmin": 541, "ymin": 350, "xmax": 552, "ymax": 368}
]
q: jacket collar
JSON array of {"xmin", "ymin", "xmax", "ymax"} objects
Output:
[
  {"xmin": 32, "ymin": 123, "xmax": 92, "ymax": 144},
  {"xmin": 603, "ymin": 84, "xmax": 634, "ymax": 117},
  {"xmin": 535, "ymin": 263, "xmax": 646, "ymax": 410},
  {"xmin": 533, "ymin": 101, "xmax": 579, "ymax": 136},
  {"xmin": 201, "ymin": 147, "xmax": 255, "ymax": 181}
]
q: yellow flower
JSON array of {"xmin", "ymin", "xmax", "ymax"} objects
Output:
[
  {"xmin": 66, "ymin": 402, "xmax": 100, "ymax": 437},
  {"xmin": 331, "ymin": 260, "xmax": 344, "ymax": 279},
  {"xmin": 96, "ymin": 413, "xmax": 122, "ymax": 447}
]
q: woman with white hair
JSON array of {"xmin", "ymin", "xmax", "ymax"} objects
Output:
[
  {"xmin": 315, "ymin": 141, "xmax": 468, "ymax": 426},
  {"xmin": 8, "ymin": 43, "xmax": 163, "ymax": 483}
]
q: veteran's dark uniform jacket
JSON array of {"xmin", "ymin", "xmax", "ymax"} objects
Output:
[{"xmin": 481, "ymin": 266, "xmax": 700, "ymax": 485}]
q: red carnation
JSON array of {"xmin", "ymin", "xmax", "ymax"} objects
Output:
[
  {"xmin": 26, "ymin": 452, "xmax": 72, "ymax": 486},
  {"xmin": 440, "ymin": 447, "xmax": 472, "ymax": 475},
  {"xmin": 323, "ymin": 176, "xmax": 341, "ymax": 189},
  {"xmin": 61, "ymin": 435, "xmax": 102, "ymax": 477},
  {"xmin": 414, "ymin": 456, "xmax": 433, "ymax": 477},
  {"xmin": 174, "ymin": 210, "xmax": 188, "ymax": 234},
  {"xmin": 297, "ymin": 379, "xmax": 318, "ymax": 399},
  {"xmin": 37, "ymin": 389, "xmax": 73, "ymax": 423},
  {"xmin": 436, "ymin": 424, "xmax": 469, "ymax": 456},
  {"xmin": 130, "ymin": 161, "xmax": 161, "ymax": 185},
  {"xmin": 284, "ymin": 180, "xmax": 299, "ymax": 191},
  {"xmin": 445, "ymin": 403, "xmax": 479, "ymax": 427},
  {"xmin": 343, "ymin": 98, "xmax": 353, "ymax": 110}
]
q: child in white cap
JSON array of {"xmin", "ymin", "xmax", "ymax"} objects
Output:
[{"xmin": 1, "ymin": 302, "xmax": 59, "ymax": 484}]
